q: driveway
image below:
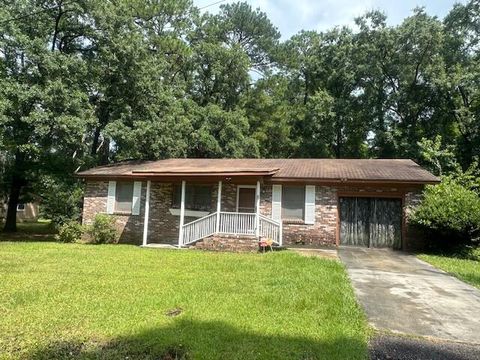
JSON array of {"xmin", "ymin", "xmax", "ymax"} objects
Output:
[{"xmin": 338, "ymin": 247, "xmax": 480, "ymax": 344}]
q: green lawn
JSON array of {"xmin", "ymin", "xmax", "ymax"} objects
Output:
[
  {"xmin": 418, "ymin": 248, "xmax": 480, "ymax": 288},
  {"xmin": 0, "ymin": 243, "xmax": 368, "ymax": 360},
  {"xmin": 0, "ymin": 221, "xmax": 56, "ymax": 242}
]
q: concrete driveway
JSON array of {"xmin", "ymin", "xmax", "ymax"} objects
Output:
[{"xmin": 338, "ymin": 247, "xmax": 480, "ymax": 344}]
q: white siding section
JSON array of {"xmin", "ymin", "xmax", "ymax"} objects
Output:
[
  {"xmin": 132, "ymin": 181, "xmax": 142, "ymax": 215},
  {"xmin": 304, "ymin": 185, "xmax": 315, "ymax": 224},
  {"xmin": 106, "ymin": 181, "xmax": 116, "ymax": 214},
  {"xmin": 272, "ymin": 184, "xmax": 282, "ymax": 221}
]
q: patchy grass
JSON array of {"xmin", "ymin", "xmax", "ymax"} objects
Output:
[
  {"xmin": 0, "ymin": 221, "xmax": 56, "ymax": 242},
  {"xmin": 418, "ymin": 248, "xmax": 480, "ymax": 288},
  {"xmin": 0, "ymin": 243, "xmax": 368, "ymax": 359}
]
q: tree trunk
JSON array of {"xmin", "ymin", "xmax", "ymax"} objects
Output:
[
  {"xmin": 91, "ymin": 126, "xmax": 101, "ymax": 156},
  {"xmin": 3, "ymin": 180, "xmax": 22, "ymax": 232}
]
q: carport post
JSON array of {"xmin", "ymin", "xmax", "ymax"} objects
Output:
[
  {"xmin": 216, "ymin": 180, "xmax": 222, "ymax": 233},
  {"xmin": 178, "ymin": 180, "xmax": 186, "ymax": 247},
  {"xmin": 142, "ymin": 180, "xmax": 151, "ymax": 246},
  {"xmin": 255, "ymin": 181, "xmax": 260, "ymax": 238}
]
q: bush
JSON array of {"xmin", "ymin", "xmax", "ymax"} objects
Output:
[
  {"xmin": 87, "ymin": 214, "xmax": 118, "ymax": 244},
  {"xmin": 39, "ymin": 177, "xmax": 84, "ymax": 227},
  {"xmin": 410, "ymin": 178, "xmax": 480, "ymax": 245},
  {"xmin": 56, "ymin": 221, "xmax": 84, "ymax": 243}
]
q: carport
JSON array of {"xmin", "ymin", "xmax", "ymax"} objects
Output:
[{"xmin": 339, "ymin": 195, "xmax": 403, "ymax": 249}]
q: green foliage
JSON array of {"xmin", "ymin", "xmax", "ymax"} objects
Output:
[
  {"xmin": 449, "ymin": 160, "xmax": 480, "ymax": 194},
  {"xmin": 1, "ymin": 0, "xmax": 480, "ymax": 232},
  {"xmin": 214, "ymin": 2, "xmax": 280, "ymax": 72},
  {"xmin": 411, "ymin": 178, "xmax": 480, "ymax": 241},
  {"xmin": 56, "ymin": 221, "xmax": 84, "ymax": 243},
  {"xmin": 418, "ymin": 135, "xmax": 459, "ymax": 176},
  {"xmin": 86, "ymin": 214, "xmax": 118, "ymax": 244},
  {"xmin": 38, "ymin": 177, "xmax": 84, "ymax": 227}
]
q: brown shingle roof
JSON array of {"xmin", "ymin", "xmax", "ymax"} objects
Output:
[{"xmin": 77, "ymin": 158, "xmax": 439, "ymax": 184}]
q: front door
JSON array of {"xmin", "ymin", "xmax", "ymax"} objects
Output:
[{"xmin": 237, "ymin": 187, "xmax": 256, "ymax": 213}]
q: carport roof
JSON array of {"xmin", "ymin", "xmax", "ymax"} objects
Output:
[{"xmin": 76, "ymin": 158, "xmax": 440, "ymax": 184}]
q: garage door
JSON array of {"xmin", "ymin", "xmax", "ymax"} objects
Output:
[{"xmin": 339, "ymin": 197, "xmax": 402, "ymax": 249}]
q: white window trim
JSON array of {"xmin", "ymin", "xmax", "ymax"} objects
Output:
[
  {"xmin": 236, "ymin": 185, "xmax": 257, "ymax": 212},
  {"xmin": 16, "ymin": 204, "xmax": 25, "ymax": 212}
]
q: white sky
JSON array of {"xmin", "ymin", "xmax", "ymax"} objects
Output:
[{"xmin": 194, "ymin": 0, "xmax": 466, "ymax": 39}]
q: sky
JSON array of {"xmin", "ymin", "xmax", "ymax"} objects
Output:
[{"xmin": 194, "ymin": 0, "xmax": 466, "ymax": 39}]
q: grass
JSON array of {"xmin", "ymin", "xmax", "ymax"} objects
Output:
[
  {"xmin": 418, "ymin": 247, "xmax": 480, "ymax": 289},
  {"xmin": 0, "ymin": 242, "xmax": 368, "ymax": 360},
  {"xmin": 0, "ymin": 221, "xmax": 56, "ymax": 242}
]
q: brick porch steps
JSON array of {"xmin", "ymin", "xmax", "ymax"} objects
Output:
[{"xmin": 192, "ymin": 234, "xmax": 261, "ymax": 252}]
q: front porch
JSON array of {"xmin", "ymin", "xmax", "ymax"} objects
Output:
[{"xmin": 141, "ymin": 180, "xmax": 282, "ymax": 248}]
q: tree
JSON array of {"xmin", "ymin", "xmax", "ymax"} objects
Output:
[
  {"xmin": 86, "ymin": 0, "xmax": 196, "ymax": 163},
  {"xmin": 194, "ymin": 2, "xmax": 280, "ymax": 73},
  {"xmin": 242, "ymin": 75, "xmax": 298, "ymax": 158},
  {"xmin": 410, "ymin": 178, "xmax": 480, "ymax": 243},
  {"xmin": 187, "ymin": 103, "xmax": 259, "ymax": 158},
  {"xmin": 417, "ymin": 135, "xmax": 459, "ymax": 176},
  {"xmin": 1, "ymin": 0, "xmax": 479, "ymax": 231},
  {"xmin": 0, "ymin": 1, "xmax": 94, "ymax": 231},
  {"xmin": 442, "ymin": 1, "xmax": 480, "ymax": 168}
]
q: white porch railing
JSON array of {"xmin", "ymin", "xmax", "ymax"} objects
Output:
[
  {"xmin": 180, "ymin": 211, "xmax": 282, "ymax": 246},
  {"xmin": 259, "ymin": 214, "xmax": 282, "ymax": 245},
  {"xmin": 219, "ymin": 212, "xmax": 256, "ymax": 236},
  {"xmin": 180, "ymin": 212, "xmax": 217, "ymax": 246}
]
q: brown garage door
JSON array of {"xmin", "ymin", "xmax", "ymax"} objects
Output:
[{"xmin": 339, "ymin": 197, "xmax": 402, "ymax": 249}]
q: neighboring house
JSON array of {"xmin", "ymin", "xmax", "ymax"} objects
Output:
[
  {"xmin": 76, "ymin": 159, "xmax": 439, "ymax": 250},
  {"xmin": 0, "ymin": 202, "xmax": 39, "ymax": 222}
]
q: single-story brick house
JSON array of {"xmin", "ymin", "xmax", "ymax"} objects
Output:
[{"xmin": 77, "ymin": 158, "xmax": 439, "ymax": 250}]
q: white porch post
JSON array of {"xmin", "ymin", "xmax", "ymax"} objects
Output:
[
  {"xmin": 215, "ymin": 180, "xmax": 222, "ymax": 233},
  {"xmin": 255, "ymin": 180, "xmax": 260, "ymax": 238},
  {"xmin": 279, "ymin": 222, "xmax": 283, "ymax": 246},
  {"xmin": 142, "ymin": 180, "xmax": 151, "ymax": 246},
  {"xmin": 178, "ymin": 180, "xmax": 186, "ymax": 247}
]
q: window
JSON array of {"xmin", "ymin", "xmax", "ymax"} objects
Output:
[
  {"xmin": 282, "ymin": 186, "xmax": 305, "ymax": 220},
  {"xmin": 17, "ymin": 203, "xmax": 25, "ymax": 211},
  {"xmin": 172, "ymin": 184, "xmax": 212, "ymax": 211},
  {"xmin": 115, "ymin": 182, "xmax": 134, "ymax": 213}
]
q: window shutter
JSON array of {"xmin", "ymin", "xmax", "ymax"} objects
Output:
[
  {"xmin": 132, "ymin": 181, "xmax": 142, "ymax": 215},
  {"xmin": 304, "ymin": 185, "xmax": 316, "ymax": 224},
  {"xmin": 106, "ymin": 181, "xmax": 116, "ymax": 214},
  {"xmin": 272, "ymin": 185, "xmax": 282, "ymax": 221}
]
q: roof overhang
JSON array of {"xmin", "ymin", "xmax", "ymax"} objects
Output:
[
  {"xmin": 267, "ymin": 177, "xmax": 440, "ymax": 186},
  {"xmin": 131, "ymin": 168, "xmax": 279, "ymax": 177}
]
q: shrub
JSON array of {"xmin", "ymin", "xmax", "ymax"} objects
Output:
[
  {"xmin": 87, "ymin": 214, "xmax": 118, "ymax": 244},
  {"xmin": 56, "ymin": 221, "xmax": 84, "ymax": 243},
  {"xmin": 410, "ymin": 178, "xmax": 480, "ymax": 244},
  {"xmin": 39, "ymin": 177, "xmax": 84, "ymax": 227}
]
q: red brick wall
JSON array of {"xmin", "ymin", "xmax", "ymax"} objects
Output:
[
  {"xmin": 404, "ymin": 190, "xmax": 426, "ymax": 250},
  {"xmin": 82, "ymin": 181, "xmax": 220, "ymax": 245},
  {"xmin": 82, "ymin": 180, "xmax": 145, "ymax": 244},
  {"xmin": 82, "ymin": 180, "xmax": 426, "ymax": 248},
  {"xmin": 260, "ymin": 185, "xmax": 338, "ymax": 247}
]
